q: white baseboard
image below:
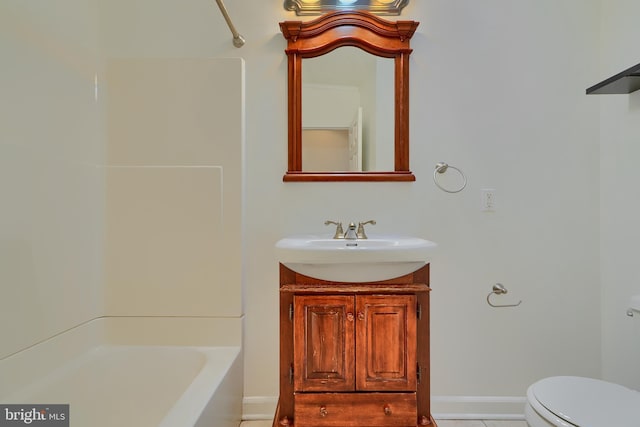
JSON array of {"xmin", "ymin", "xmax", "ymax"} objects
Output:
[
  {"xmin": 432, "ymin": 395, "xmax": 526, "ymax": 420},
  {"xmin": 242, "ymin": 396, "xmax": 277, "ymax": 421},
  {"xmin": 242, "ymin": 395, "xmax": 526, "ymax": 421}
]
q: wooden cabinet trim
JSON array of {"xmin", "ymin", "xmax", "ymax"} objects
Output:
[{"xmin": 281, "ymin": 284, "xmax": 431, "ymax": 294}]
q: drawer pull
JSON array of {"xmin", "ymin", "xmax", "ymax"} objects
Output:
[
  {"xmin": 319, "ymin": 405, "xmax": 328, "ymax": 417},
  {"xmin": 383, "ymin": 404, "xmax": 392, "ymax": 416}
]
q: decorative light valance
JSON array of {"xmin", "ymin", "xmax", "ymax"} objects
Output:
[{"xmin": 284, "ymin": 0, "xmax": 409, "ymax": 16}]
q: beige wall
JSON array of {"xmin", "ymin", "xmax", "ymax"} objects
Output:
[
  {"xmin": 238, "ymin": 0, "xmax": 601, "ymax": 418},
  {"xmin": 0, "ymin": 3, "xmax": 243, "ymax": 361},
  {"xmin": 3, "ymin": 0, "xmax": 623, "ymax": 421},
  {"xmin": 0, "ymin": 0, "xmax": 104, "ymax": 359},
  {"xmin": 104, "ymin": 58, "xmax": 243, "ymax": 320},
  {"xmin": 599, "ymin": 0, "xmax": 640, "ymax": 390}
]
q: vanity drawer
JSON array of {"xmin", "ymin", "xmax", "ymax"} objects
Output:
[{"xmin": 294, "ymin": 393, "xmax": 417, "ymax": 427}]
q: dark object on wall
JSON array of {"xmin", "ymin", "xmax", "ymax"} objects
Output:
[{"xmin": 587, "ymin": 62, "xmax": 640, "ymax": 95}]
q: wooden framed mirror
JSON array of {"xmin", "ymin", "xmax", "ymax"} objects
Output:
[{"xmin": 280, "ymin": 11, "xmax": 419, "ymax": 182}]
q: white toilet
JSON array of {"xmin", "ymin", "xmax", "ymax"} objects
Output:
[{"xmin": 525, "ymin": 376, "xmax": 640, "ymax": 426}]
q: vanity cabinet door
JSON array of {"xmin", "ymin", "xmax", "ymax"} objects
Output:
[
  {"xmin": 294, "ymin": 295, "xmax": 356, "ymax": 392},
  {"xmin": 356, "ymin": 295, "xmax": 417, "ymax": 392},
  {"xmin": 293, "ymin": 294, "xmax": 417, "ymax": 393}
]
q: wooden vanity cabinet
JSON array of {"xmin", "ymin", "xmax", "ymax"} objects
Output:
[{"xmin": 274, "ymin": 264, "xmax": 436, "ymax": 427}]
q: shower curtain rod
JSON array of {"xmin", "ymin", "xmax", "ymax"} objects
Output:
[{"xmin": 214, "ymin": 0, "xmax": 245, "ymax": 48}]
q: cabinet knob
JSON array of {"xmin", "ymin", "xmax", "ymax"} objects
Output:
[
  {"xmin": 278, "ymin": 416, "xmax": 291, "ymax": 426},
  {"xmin": 319, "ymin": 405, "xmax": 328, "ymax": 417},
  {"xmin": 357, "ymin": 311, "xmax": 365, "ymax": 321},
  {"xmin": 346, "ymin": 312, "xmax": 354, "ymax": 322},
  {"xmin": 383, "ymin": 404, "xmax": 392, "ymax": 416}
]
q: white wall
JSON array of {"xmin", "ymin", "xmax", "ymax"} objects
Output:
[
  {"xmin": 103, "ymin": 58, "xmax": 243, "ymax": 325},
  {"xmin": 302, "ymin": 84, "xmax": 360, "ymax": 128},
  {"xmin": 415, "ymin": 0, "xmax": 601, "ymax": 402},
  {"xmin": 0, "ymin": 0, "xmax": 243, "ymax": 361},
  {"xmin": 598, "ymin": 0, "xmax": 640, "ymax": 389},
  {"xmin": 1, "ymin": 0, "xmax": 612, "ymax": 421},
  {"xmin": 0, "ymin": 0, "xmax": 104, "ymax": 359},
  {"xmin": 97, "ymin": 0, "xmax": 245, "ymax": 349},
  {"xmin": 239, "ymin": 0, "xmax": 602, "ymax": 418}
]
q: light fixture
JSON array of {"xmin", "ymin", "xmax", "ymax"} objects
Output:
[{"xmin": 284, "ymin": 0, "xmax": 409, "ymax": 16}]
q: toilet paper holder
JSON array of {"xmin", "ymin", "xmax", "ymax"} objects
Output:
[
  {"xmin": 626, "ymin": 295, "xmax": 640, "ymax": 317},
  {"xmin": 487, "ymin": 283, "xmax": 522, "ymax": 308}
]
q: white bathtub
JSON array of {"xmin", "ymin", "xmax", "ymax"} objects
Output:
[{"xmin": 0, "ymin": 318, "xmax": 243, "ymax": 427}]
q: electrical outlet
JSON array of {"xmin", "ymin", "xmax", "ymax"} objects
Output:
[{"xmin": 481, "ymin": 188, "xmax": 495, "ymax": 212}]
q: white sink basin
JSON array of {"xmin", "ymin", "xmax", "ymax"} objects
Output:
[{"xmin": 275, "ymin": 234, "xmax": 437, "ymax": 282}]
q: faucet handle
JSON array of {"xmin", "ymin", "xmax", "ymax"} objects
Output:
[
  {"xmin": 324, "ymin": 220, "xmax": 345, "ymax": 239},
  {"xmin": 356, "ymin": 220, "xmax": 376, "ymax": 239}
]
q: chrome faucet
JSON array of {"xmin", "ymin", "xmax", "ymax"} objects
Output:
[
  {"xmin": 325, "ymin": 219, "xmax": 376, "ymax": 239},
  {"xmin": 344, "ymin": 222, "xmax": 358, "ymax": 240},
  {"xmin": 324, "ymin": 220, "xmax": 345, "ymax": 239},
  {"xmin": 357, "ymin": 220, "xmax": 376, "ymax": 239}
]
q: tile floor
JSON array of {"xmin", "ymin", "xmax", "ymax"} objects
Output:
[{"xmin": 240, "ymin": 420, "xmax": 528, "ymax": 427}]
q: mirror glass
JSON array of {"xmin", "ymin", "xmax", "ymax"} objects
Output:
[{"xmin": 302, "ymin": 47, "xmax": 395, "ymax": 172}]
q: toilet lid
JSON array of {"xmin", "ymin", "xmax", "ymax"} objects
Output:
[{"xmin": 532, "ymin": 376, "xmax": 640, "ymax": 427}]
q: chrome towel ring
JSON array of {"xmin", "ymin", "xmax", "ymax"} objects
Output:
[
  {"xmin": 486, "ymin": 283, "xmax": 522, "ymax": 308},
  {"xmin": 434, "ymin": 162, "xmax": 467, "ymax": 193}
]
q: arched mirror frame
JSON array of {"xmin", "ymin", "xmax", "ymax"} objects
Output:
[{"xmin": 280, "ymin": 11, "xmax": 419, "ymax": 182}]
